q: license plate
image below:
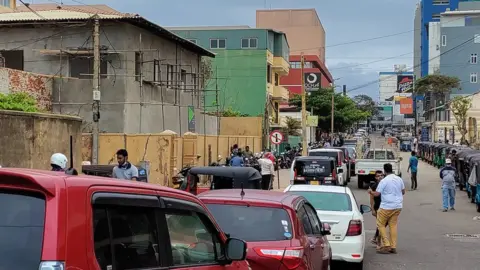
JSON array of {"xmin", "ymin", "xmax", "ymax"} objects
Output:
[
  {"xmin": 369, "ymin": 171, "xmax": 376, "ymax": 174},
  {"xmin": 324, "ymin": 181, "xmax": 332, "ymax": 185},
  {"xmin": 310, "ymin": 181, "xmax": 319, "ymax": 185}
]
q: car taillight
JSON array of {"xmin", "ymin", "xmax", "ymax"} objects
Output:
[
  {"xmin": 358, "ymin": 169, "xmax": 365, "ymax": 174},
  {"xmin": 253, "ymin": 247, "xmax": 303, "ymax": 269},
  {"xmin": 346, "ymin": 220, "xmax": 362, "ymax": 236},
  {"xmin": 39, "ymin": 261, "xmax": 65, "ymax": 270}
]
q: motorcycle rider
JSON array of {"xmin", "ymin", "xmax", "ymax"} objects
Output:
[{"xmin": 50, "ymin": 153, "xmax": 68, "ymax": 171}]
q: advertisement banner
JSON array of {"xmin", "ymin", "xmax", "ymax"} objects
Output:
[
  {"xmin": 304, "ymin": 73, "xmax": 321, "ymax": 92},
  {"xmin": 307, "ymin": 115, "xmax": 318, "ymax": 127},
  {"xmin": 400, "ymin": 98, "xmax": 414, "ymax": 114},
  {"xmin": 397, "ymin": 75, "xmax": 414, "ymax": 93}
]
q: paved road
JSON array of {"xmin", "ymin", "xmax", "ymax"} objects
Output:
[{"xmin": 276, "ymin": 134, "xmax": 480, "ymax": 270}]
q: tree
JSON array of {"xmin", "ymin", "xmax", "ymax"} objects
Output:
[
  {"xmin": 282, "ymin": 116, "xmax": 302, "ymax": 136},
  {"xmin": 353, "ymin": 94, "xmax": 378, "ymax": 117},
  {"xmin": 449, "ymin": 96, "xmax": 471, "ymax": 144},
  {"xmin": 415, "ymin": 74, "xmax": 461, "ymax": 95},
  {"xmin": 289, "ymin": 87, "xmax": 370, "ymax": 132}
]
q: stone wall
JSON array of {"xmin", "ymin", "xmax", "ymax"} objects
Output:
[
  {"xmin": 0, "ymin": 110, "xmax": 82, "ymax": 169},
  {"xmin": 0, "ymin": 68, "xmax": 53, "ymax": 111}
]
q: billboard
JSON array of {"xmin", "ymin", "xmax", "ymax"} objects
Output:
[
  {"xmin": 304, "ymin": 73, "xmax": 321, "ymax": 92},
  {"xmin": 400, "ymin": 98, "xmax": 414, "ymax": 114},
  {"xmin": 397, "ymin": 75, "xmax": 414, "ymax": 93}
]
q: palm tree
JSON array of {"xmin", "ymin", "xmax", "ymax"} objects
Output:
[{"xmin": 282, "ymin": 116, "xmax": 302, "ymax": 136}]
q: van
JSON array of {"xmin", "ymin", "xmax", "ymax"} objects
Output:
[
  {"xmin": 290, "ymin": 157, "xmax": 338, "ymax": 185},
  {"xmin": 307, "ymin": 149, "xmax": 347, "ymax": 186},
  {"xmin": 0, "ymin": 168, "xmax": 248, "ymax": 270}
]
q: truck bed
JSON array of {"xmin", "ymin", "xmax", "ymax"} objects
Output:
[{"xmin": 355, "ymin": 159, "xmax": 401, "ymax": 176}]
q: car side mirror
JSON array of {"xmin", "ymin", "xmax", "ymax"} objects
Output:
[
  {"xmin": 225, "ymin": 238, "xmax": 247, "ymax": 261},
  {"xmin": 360, "ymin": 204, "xmax": 372, "ymax": 214},
  {"xmin": 321, "ymin": 223, "xmax": 331, "ymax": 235}
]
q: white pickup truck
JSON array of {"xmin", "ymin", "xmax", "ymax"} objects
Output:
[{"xmin": 355, "ymin": 149, "xmax": 403, "ymax": 189}]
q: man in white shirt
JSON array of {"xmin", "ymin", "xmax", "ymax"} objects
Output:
[
  {"xmin": 258, "ymin": 154, "xmax": 275, "ymax": 190},
  {"xmin": 368, "ymin": 163, "xmax": 405, "ymax": 254}
]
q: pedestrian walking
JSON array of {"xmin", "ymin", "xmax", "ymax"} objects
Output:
[
  {"xmin": 440, "ymin": 158, "xmax": 456, "ymax": 212},
  {"xmin": 407, "ymin": 151, "xmax": 419, "ymax": 190},
  {"xmin": 368, "ymin": 163, "xmax": 405, "ymax": 254},
  {"xmin": 112, "ymin": 149, "xmax": 139, "ymax": 180},
  {"xmin": 258, "ymin": 153, "xmax": 274, "ymax": 190},
  {"xmin": 369, "ymin": 170, "xmax": 384, "ymax": 249}
]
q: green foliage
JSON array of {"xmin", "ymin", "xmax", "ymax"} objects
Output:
[
  {"xmin": 353, "ymin": 94, "xmax": 378, "ymax": 117},
  {"xmin": 289, "ymin": 87, "xmax": 370, "ymax": 132},
  {"xmin": 415, "ymin": 74, "xmax": 461, "ymax": 95},
  {"xmin": 218, "ymin": 107, "xmax": 249, "ymax": 117},
  {"xmin": 0, "ymin": 92, "xmax": 38, "ymax": 112},
  {"xmin": 282, "ymin": 116, "xmax": 302, "ymax": 136},
  {"xmin": 450, "ymin": 96, "xmax": 472, "ymax": 144}
]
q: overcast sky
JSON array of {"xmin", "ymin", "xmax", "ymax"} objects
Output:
[{"xmin": 45, "ymin": 0, "xmax": 419, "ymax": 99}]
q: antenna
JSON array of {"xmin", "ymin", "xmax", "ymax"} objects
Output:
[
  {"xmin": 65, "ymin": 135, "xmax": 78, "ymax": 175},
  {"xmin": 240, "ymin": 182, "xmax": 245, "ymax": 198}
]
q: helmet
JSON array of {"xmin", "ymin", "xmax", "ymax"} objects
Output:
[
  {"xmin": 445, "ymin": 158, "xmax": 452, "ymax": 164},
  {"xmin": 51, "ymin": 153, "xmax": 68, "ymax": 169}
]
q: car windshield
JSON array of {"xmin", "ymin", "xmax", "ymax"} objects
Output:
[
  {"xmin": 294, "ymin": 160, "xmax": 331, "ymax": 177},
  {"xmin": 205, "ymin": 204, "xmax": 293, "ymax": 241},
  {"xmin": 309, "ymin": 151, "xmax": 337, "ymax": 159},
  {"xmin": 287, "ymin": 191, "xmax": 352, "ymax": 212},
  {"xmin": 0, "ymin": 189, "xmax": 45, "ymax": 270}
]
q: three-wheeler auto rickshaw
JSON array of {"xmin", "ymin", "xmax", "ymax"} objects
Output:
[
  {"xmin": 464, "ymin": 152, "xmax": 480, "ymax": 200},
  {"xmin": 399, "ymin": 137, "xmax": 412, "ymax": 152},
  {"xmin": 455, "ymin": 149, "xmax": 478, "ymax": 192},
  {"xmin": 178, "ymin": 166, "xmax": 262, "ymax": 195}
]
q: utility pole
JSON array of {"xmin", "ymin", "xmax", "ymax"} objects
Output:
[
  {"xmin": 92, "ymin": 17, "xmax": 101, "ymax": 164},
  {"xmin": 301, "ymin": 53, "xmax": 307, "ymax": 156},
  {"xmin": 343, "ymin": 85, "xmax": 346, "ymax": 96},
  {"xmin": 331, "ymin": 89, "xmax": 334, "ymax": 140}
]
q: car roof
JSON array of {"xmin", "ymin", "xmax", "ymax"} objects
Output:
[
  {"xmin": 0, "ymin": 168, "xmax": 198, "ymax": 199},
  {"xmin": 296, "ymin": 156, "xmax": 335, "ymax": 161},
  {"xmin": 198, "ymin": 189, "xmax": 301, "ymax": 207},
  {"xmin": 285, "ymin": 184, "xmax": 350, "ymax": 194},
  {"xmin": 308, "ymin": 149, "xmax": 342, "ymax": 152}
]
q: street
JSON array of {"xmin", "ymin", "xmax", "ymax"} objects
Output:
[{"xmin": 276, "ymin": 134, "xmax": 480, "ymax": 270}]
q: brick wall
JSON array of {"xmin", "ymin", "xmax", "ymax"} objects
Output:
[{"xmin": 0, "ymin": 68, "xmax": 53, "ymax": 111}]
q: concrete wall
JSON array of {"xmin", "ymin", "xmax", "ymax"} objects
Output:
[
  {"xmin": 0, "ymin": 110, "xmax": 82, "ymax": 169},
  {"xmin": 82, "ymin": 132, "xmax": 262, "ymax": 186},
  {"xmin": 256, "ymin": 9, "xmax": 326, "ymax": 62},
  {"xmin": 220, "ymin": 117, "xmax": 263, "ymax": 136},
  {"xmin": 440, "ymin": 25, "xmax": 480, "ymax": 96},
  {"xmin": 0, "ymin": 68, "xmax": 53, "ymax": 111},
  {"xmin": 0, "ymin": 22, "xmax": 218, "ymax": 134},
  {"xmin": 428, "ymin": 22, "xmax": 441, "ymax": 75}
]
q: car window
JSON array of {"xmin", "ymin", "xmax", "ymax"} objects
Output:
[
  {"xmin": 0, "ymin": 190, "xmax": 45, "ymax": 270},
  {"xmin": 309, "ymin": 151, "xmax": 338, "ymax": 164},
  {"xmin": 294, "ymin": 160, "xmax": 332, "ymax": 177},
  {"xmin": 303, "ymin": 204, "xmax": 322, "ymax": 235},
  {"xmin": 166, "ymin": 211, "xmax": 220, "ymax": 266},
  {"xmin": 93, "ymin": 206, "xmax": 160, "ymax": 270},
  {"xmin": 387, "ymin": 151, "xmax": 395, "ymax": 159},
  {"xmin": 297, "ymin": 205, "xmax": 313, "ymax": 235},
  {"xmin": 206, "ymin": 204, "xmax": 293, "ymax": 241},
  {"xmin": 288, "ymin": 191, "xmax": 352, "ymax": 212}
]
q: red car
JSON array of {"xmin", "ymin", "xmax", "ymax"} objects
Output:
[
  {"xmin": 0, "ymin": 168, "xmax": 249, "ymax": 270},
  {"xmin": 199, "ymin": 189, "xmax": 332, "ymax": 270}
]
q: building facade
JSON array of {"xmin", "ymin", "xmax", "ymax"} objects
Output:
[
  {"xmin": 170, "ymin": 26, "xmax": 290, "ymax": 125},
  {"xmin": 281, "ymin": 55, "xmax": 333, "ymax": 97},
  {"xmin": 0, "ymin": 8, "xmax": 218, "ymax": 134}
]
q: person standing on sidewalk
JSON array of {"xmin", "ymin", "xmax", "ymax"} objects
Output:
[
  {"xmin": 112, "ymin": 149, "xmax": 139, "ymax": 180},
  {"xmin": 407, "ymin": 151, "xmax": 419, "ymax": 190},
  {"xmin": 368, "ymin": 163, "xmax": 405, "ymax": 254},
  {"xmin": 258, "ymin": 153, "xmax": 274, "ymax": 190},
  {"xmin": 440, "ymin": 158, "xmax": 457, "ymax": 212},
  {"xmin": 369, "ymin": 170, "xmax": 384, "ymax": 249}
]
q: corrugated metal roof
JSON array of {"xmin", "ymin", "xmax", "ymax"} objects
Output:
[
  {"xmin": 0, "ymin": 10, "xmax": 125, "ymax": 21},
  {"xmin": 0, "ymin": 10, "xmax": 215, "ymax": 57},
  {"xmin": 14, "ymin": 4, "xmax": 124, "ymax": 15}
]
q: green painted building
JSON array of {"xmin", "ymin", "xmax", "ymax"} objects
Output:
[{"xmin": 169, "ymin": 26, "xmax": 290, "ymax": 123}]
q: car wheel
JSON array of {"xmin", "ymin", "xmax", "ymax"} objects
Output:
[
  {"xmin": 357, "ymin": 176, "xmax": 364, "ymax": 189},
  {"xmin": 351, "ymin": 261, "xmax": 363, "ymax": 270}
]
